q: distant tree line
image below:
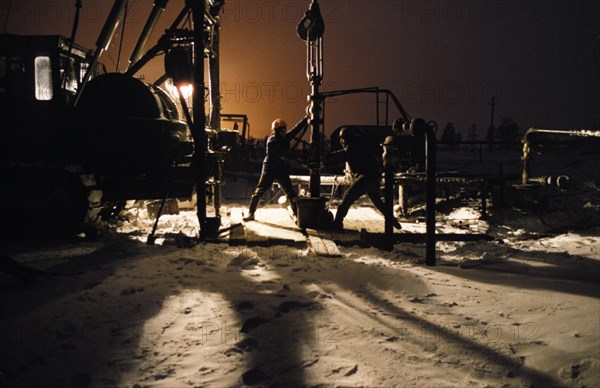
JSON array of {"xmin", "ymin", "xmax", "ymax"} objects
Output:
[{"xmin": 440, "ymin": 118, "xmax": 523, "ymax": 149}]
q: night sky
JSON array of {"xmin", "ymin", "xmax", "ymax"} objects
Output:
[{"xmin": 2, "ymin": 0, "xmax": 599, "ymax": 139}]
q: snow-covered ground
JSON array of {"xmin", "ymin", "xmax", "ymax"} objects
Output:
[{"xmin": 1, "ymin": 146, "xmax": 599, "ymax": 387}]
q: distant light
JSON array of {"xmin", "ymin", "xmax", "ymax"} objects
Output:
[
  {"xmin": 178, "ymin": 83, "xmax": 193, "ymax": 99},
  {"xmin": 165, "ymin": 78, "xmax": 193, "ymax": 100}
]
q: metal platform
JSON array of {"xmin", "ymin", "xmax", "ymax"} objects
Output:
[
  {"xmin": 215, "ymin": 203, "xmax": 492, "ymax": 259},
  {"xmin": 221, "ymin": 205, "xmax": 388, "ymax": 256}
]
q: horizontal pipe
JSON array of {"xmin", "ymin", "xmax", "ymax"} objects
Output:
[
  {"xmin": 521, "ymin": 127, "xmax": 600, "ymax": 184},
  {"xmin": 362, "ymin": 232, "xmax": 493, "ymax": 244},
  {"xmin": 524, "ymin": 127, "xmax": 600, "ymax": 142}
]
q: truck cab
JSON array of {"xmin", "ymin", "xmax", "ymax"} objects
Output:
[{"xmin": 0, "ymin": 34, "xmax": 97, "ymax": 162}]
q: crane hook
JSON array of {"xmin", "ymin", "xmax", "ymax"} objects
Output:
[{"xmin": 297, "ymin": 0, "xmax": 325, "ymax": 41}]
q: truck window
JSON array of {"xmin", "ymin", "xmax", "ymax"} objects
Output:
[
  {"xmin": 0, "ymin": 57, "xmax": 27, "ymax": 105},
  {"xmin": 34, "ymin": 56, "xmax": 53, "ymax": 100},
  {"xmin": 60, "ymin": 56, "xmax": 78, "ymax": 93},
  {"xmin": 80, "ymin": 62, "xmax": 91, "ymax": 81}
]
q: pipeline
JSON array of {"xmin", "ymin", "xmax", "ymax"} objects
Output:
[{"xmin": 521, "ymin": 127, "xmax": 600, "ymax": 185}]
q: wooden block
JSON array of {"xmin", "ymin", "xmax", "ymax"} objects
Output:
[
  {"xmin": 307, "ymin": 230, "xmax": 342, "ymax": 257},
  {"xmin": 228, "ymin": 207, "xmax": 246, "ymax": 240},
  {"xmin": 230, "ymin": 207, "xmax": 244, "ymax": 223}
]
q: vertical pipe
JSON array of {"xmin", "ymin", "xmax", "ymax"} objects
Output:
[
  {"xmin": 308, "ymin": 36, "xmax": 322, "ymax": 198},
  {"xmin": 241, "ymin": 117, "xmax": 248, "ymax": 141},
  {"xmin": 208, "ymin": 21, "xmax": 221, "ymax": 130},
  {"xmin": 375, "ymin": 90, "xmax": 380, "ymax": 125},
  {"xmin": 191, "ymin": 0, "xmax": 207, "ymax": 238},
  {"xmin": 309, "ymin": 102, "xmax": 321, "ymax": 197},
  {"xmin": 300, "ymin": 0, "xmax": 325, "ymax": 199},
  {"xmin": 385, "ymin": 92, "xmax": 389, "ymax": 125},
  {"xmin": 425, "ymin": 123, "xmax": 437, "ymax": 266},
  {"xmin": 521, "ymin": 140, "xmax": 530, "ymax": 185},
  {"xmin": 214, "ymin": 156, "xmax": 222, "ymax": 217},
  {"xmin": 382, "ymin": 133, "xmax": 395, "ymax": 250},
  {"xmin": 383, "ymin": 165, "xmax": 394, "ymax": 251},
  {"xmin": 399, "ymin": 184, "xmax": 407, "ymax": 216}
]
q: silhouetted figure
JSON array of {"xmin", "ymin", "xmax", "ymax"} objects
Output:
[
  {"xmin": 326, "ymin": 126, "xmax": 401, "ymax": 230},
  {"xmin": 243, "ymin": 117, "xmax": 308, "ymax": 221}
]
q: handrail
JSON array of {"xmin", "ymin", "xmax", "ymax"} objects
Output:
[{"xmin": 320, "ymin": 87, "xmax": 411, "ymax": 123}]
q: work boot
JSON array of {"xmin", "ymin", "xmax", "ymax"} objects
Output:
[
  {"xmin": 393, "ymin": 219, "xmax": 402, "ymax": 230},
  {"xmin": 244, "ymin": 195, "xmax": 260, "ymax": 221},
  {"xmin": 330, "ymin": 219, "xmax": 343, "ymax": 231}
]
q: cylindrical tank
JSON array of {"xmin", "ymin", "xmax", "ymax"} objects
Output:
[{"xmin": 73, "ymin": 72, "xmax": 191, "ymax": 175}]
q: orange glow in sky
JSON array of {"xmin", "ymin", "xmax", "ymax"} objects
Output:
[{"xmin": 1, "ymin": 0, "xmax": 599, "ymax": 139}]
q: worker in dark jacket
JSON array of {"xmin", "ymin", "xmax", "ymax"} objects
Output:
[
  {"xmin": 327, "ymin": 126, "xmax": 402, "ymax": 230},
  {"xmin": 243, "ymin": 116, "xmax": 309, "ymax": 221}
]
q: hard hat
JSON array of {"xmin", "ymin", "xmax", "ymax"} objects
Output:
[
  {"xmin": 339, "ymin": 126, "xmax": 351, "ymax": 139},
  {"xmin": 271, "ymin": 118, "xmax": 287, "ymax": 132}
]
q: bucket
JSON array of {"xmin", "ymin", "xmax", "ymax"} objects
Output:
[
  {"xmin": 296, "ymin": 196, "xmax": 327, "ymax": 229},
  {"xmin": 511, "ymin": 184, "xmax": 539, "ymax": 209}
]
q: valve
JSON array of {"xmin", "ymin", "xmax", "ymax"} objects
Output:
[{"xmin": 528, "ymin": 175, "xmax": 570, "ymax": 190}]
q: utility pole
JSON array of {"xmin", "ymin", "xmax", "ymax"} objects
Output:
[
  {"xmin": 489, "ymin": 96, "xmax": 496, "ymax": 129},
  {"xmin": 487, "ymin": 96, "xmax": 497, "ymax": 152}
]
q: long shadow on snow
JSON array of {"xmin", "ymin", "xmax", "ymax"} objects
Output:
[
  {"xmin": 320, "ymin": 261, "xmax": 562, "ymax": 386},
  {"xmin": 0, "ymin": 234, "xmax": 313, "ymax": 386},
  {"xmin": 433, "ymin": 240, "xmax": 600, "ymax": 298}
]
